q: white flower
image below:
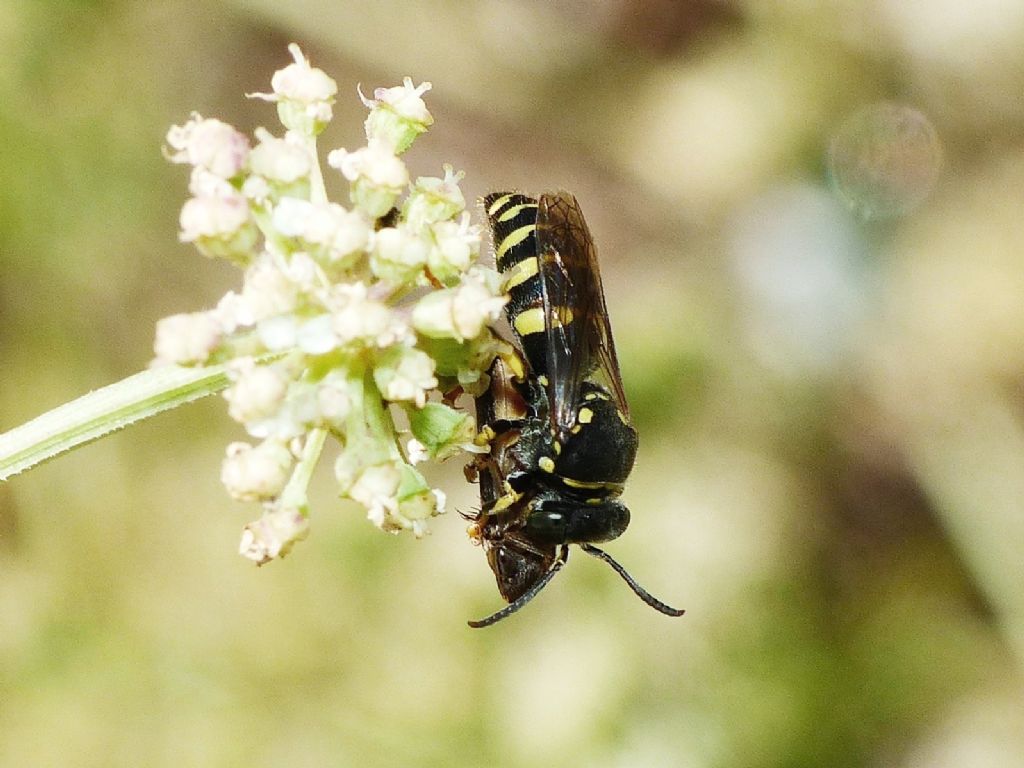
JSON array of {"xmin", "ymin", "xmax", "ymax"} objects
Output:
[
  {"xmin": 225, "ymin": 363, "xmax": 288, "ymax": 424},
  {"xmin": 360, "ymin": 77, "xmax": 433, "ymax": 154},
  {"xmin": 269, "ymin": 44, "xmax": 338, "ymax": 104},
  {"xmin": 249, "ymin": 44, "xmax": 337, "ymax": 134},
  {"xmin": 330, "ymin": 283, "xmax": 409, "ymax": 347},
  {"xmin": 373, "ymin": 346, "xmax": 438, "ymax": 407},
  {"xmin": 153, "ymin": 311, "xmax": 222, "ymax": 365},
  {"xmin": 179, "ymin": 192, "xmax": 251, "ymax": 241},
  {"xmin": 348, "ymin": 462, "xmax": 402, "ymax": 528},
  {"xmin": 451, "ymin": 275, "xmax": 508, "ymax": 340},
  {"xmin": 328, "ymin": 139, "xmax": 409, "ymax": 189},
  {"xmin": 248, "ymin": 129, "xmax": 312, "ymax": 184},
  {"xmin": 404, "ymin": 165, "xmax": 466, "ymax": 231},
  {"xmin": 166, "ymin": 114, "xmax": 250, "ymax": 179},
  {"xmin": 316, "ymin": 381, "xmax": 351, "ymax": 427},
  {"xmin": 221, "ymin": 440, "xmax": 293, "ymax": 501},
  {"xmin": 272, "ymin": 198, "xmax": 370, "ymax": 266},
  {"xmin": 246, "ymin": 381, "xmax": 319, "ymax": 440},
  {"xmin": 412, "ymin": 272, "xmax": 506, "ymax": 342},
  {"xmin": 406, "ymin": 438, "xmax": 429, "ymax": 465},
  {"xmin": 239, "ymin": 503, "xmax": 310, "ymax": 565},
  {"xmin": 257, "ymin": 315, "xmax": 299, "ymax": 350},
  {"xmin": 240, "ymin": 255, "xmax": 300, "ymax": 322},
  {"xmin": 371, "ymin": 225, "xmax": 428, "ymax": 284},
  {"xmin": 188, "ymin": 166, "xmax": 237, "ymax": 198},
  {"xmin": 361, "ymin": 77, "xmax": 433, "ymax": 124},
  {"xmin": 297, "ymin": 314, "xmax": 338, "ymax": 354},
  {"xmin": 428, "ymin": 213, "xmax": 481, "ymax": 284}
]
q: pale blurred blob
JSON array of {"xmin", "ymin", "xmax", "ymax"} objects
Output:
[
  {"xmin": 878, "ymin": 0, "xmax": 1024, "ymax": 71},
  {"xmin": 827, "ymin": 103, "xmax": 942, "ymax": 220},
  {"xmin": 729, "ymin": 183, "xmax": 866, "ymax": 375},
  {"xmin": 903, "ymin": 691, "xmax": 1024, "ymax": 768},
  {"xmin": 475, "ymin": 0, "xmax": 614, "ymax": 74}
]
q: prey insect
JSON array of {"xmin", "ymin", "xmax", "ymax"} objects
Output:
[{"xmin": 465, "ymin": 190, "xmax": 684, "ymax": 628}]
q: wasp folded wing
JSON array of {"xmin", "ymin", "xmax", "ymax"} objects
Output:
[{"xmin": 535, "ymin": 191, "xmax": 630, "ymax": 437}]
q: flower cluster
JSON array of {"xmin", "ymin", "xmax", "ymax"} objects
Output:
[{"xmin": 157, "ymin": 45, "xmax": 507, "ymax": 563}]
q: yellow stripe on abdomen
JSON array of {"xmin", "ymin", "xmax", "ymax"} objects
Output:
[
  {"xmin": 496, "ymin": 224, "xmax": 536, "ymax": 261},
  {"xmin": 497, "ymin": 203, "xmax": 538, "ymax": 222},
  {"xmin": 502, "ymin": 256, "xmax": 539, "ymax": 290},
  {"xmin": 512, "ymin": 305, "xmax": 574, "ymax": 336},
  {"xmin": 513, "ymin": 306, "xmax": 547, "ymax": 336},
  {"xmin": 487, "ymin": 193, "xmax": 514, "ymax": 216}
]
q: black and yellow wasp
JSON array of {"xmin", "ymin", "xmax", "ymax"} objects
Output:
[{"xmin": 465, "ymin": 190, "xmax": 684, "ymax": 627}]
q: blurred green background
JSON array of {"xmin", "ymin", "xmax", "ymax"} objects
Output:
[{"xmin": 2, "ymin": 1, "xmax": 1024, "ymax": 766}]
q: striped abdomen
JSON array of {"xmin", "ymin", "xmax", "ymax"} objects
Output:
[{"xmin": 483, "ymin": 191, "xmax": 549, "ymax": 376}]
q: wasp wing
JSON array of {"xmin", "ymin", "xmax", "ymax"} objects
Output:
[{"xmin": 535, "ymin": 191, "xmax": 630, "ymax": 437}]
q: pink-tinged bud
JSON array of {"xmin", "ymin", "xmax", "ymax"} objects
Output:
[
  {"xmin": 360, "ymin": 77, "xmax": 433, "ymax": 154},
  {"xmin": 165, "ymin": 114, "xmax": 250, "ymax": 179},
  {"xmin": 239, "ymin": 503, "xmax": 310, "ymax": 564}
]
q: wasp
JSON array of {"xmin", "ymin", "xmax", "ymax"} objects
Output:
[{"xmin": 465, "ymin": 190, "xmax": 685, "ymax": 628}]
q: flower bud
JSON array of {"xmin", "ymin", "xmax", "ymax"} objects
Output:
[
  {"xmin": 272, "ymin": 197, "xmax": 370, "ymax": 268},
  {"xmin": 331, "ymin": 283, "xmax": 409, "ymax": 347},
  {"xmin": 347, "ymin": 461, "xmax": 402, "ymax": 529},
  {"xmin": 361, "ymin": 77, "xmax": 433, "ymax": 154},
  {"xmin": 370, "ymin": 225, "xmax": 428, "ymax": 285},
  {"xmin": 179, "ymin": 192, "xmax": 259, "ymax": 263},
  {"xmin": 250, "ymin": 44, "xmax": 337, "ymax": 136},
  {"xmin": 411, "ymin": 273, "xmax": 506, "ymax": 342},
  {"xmin": 247, "ymin": 129, "xmax": 312, "ymax": 199},
  {"xmin": 328, "ymin": 140, "xmax": 409, "ymax": 219},
  {"xmin": 373, "ymin": 346, "xmax": 437, "ymax": 407},
  {"xmin": 225, "ymin": 363, "xmax": 288, "ymax": 423},
  {"xmin": 239, "ymin": 502, "xmax": 310, "ymax": 565},
  {"xmin": 165, "ymin": 114, "xmax": 250, "ymax": 179},
  {"xmin": 241, "ymin": 255, "xmax": 300, "ymax": 322},
  {"xmin": 428, "ymin": 214, "xmax": 480, "ymax": 286},
  {"xmin": 153, "ymin": 311, "xmax": 222, "ymax": 365},
  {"xmin": 221, "ymin": 440, "xmax": 293, "ymax": 501},
  {"xmin": 403, "ymin": 165, "xmax": 465, "ymax": 231}
]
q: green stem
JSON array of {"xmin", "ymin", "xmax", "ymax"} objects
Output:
[
  {"xmin": 279, "ymin": 427, "xmax": 327, "ymax": 512},
  {"xmin": 308, "ymin": 136, "xmax": 328, "ymax": 205},
  {"xmin": 0, "ymin": 364, "xmax": 231, "ymax": 482}
]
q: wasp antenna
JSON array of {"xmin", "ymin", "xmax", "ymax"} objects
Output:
[
  {"xmin": 468, "ymin": 547, "xmax": 569, "ymax": 628},
  {"xmin": 580, "ymin": 544, "xmax": 685, "ymax": 617}
]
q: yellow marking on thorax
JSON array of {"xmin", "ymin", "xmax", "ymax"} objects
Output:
[
  {"xmin": 502, "ymin": 256, "xmax": 539, "ymax": 290},
  {"xmin": 559, "ymin": 476, "xmax": 624, "ymax": 492},
  {"xmin": 492, "ymin": 490, "xmax": 522, "ymax": 513},
  {"xmin": 538, "ymin": 456, "xmax": 555, "ymax": 473},
  {"xmin": 497, "ymin": 224, "xmax": 536, "ymax": 260},
  {"xmin": 577, "ymin": 407, "xmax": 593, "ymax": 424}
]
